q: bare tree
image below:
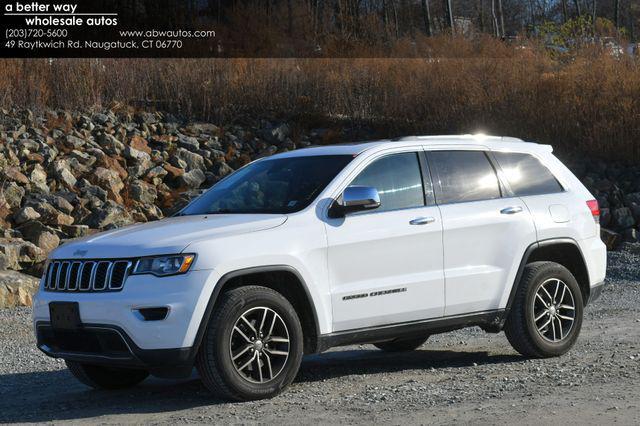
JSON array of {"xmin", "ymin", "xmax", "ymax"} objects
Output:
[
  {"xmin": 421, "ymin": 0, "xmax": 432, "ymax": 36},
  {"xmin": 561, "ymin": 0, "xmax": 569, "ymax": 22},
  {"xmin": 491, "ymin": 0, "xmax": 499, "ymax": 36},
  {"xmin": 614, "ymin": 0, "xmax": 620, "ymax": 28},
  {"xmin": 443, "ymin": 0, "xmax": 454, "ymax": 31},
  {"xmin": 574, "ymin": 0, "xmax": 582, "ymax": 16},
  {"xmin": 496, "ymin": 0, "xmax": 505, "ymax": 37}
]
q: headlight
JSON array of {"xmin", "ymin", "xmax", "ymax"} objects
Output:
[{"xmin": 132, "ymin": 254, "xmax": 195, "ymax": 277}]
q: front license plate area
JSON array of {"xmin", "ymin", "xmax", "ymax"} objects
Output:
[{"xmin": 49, "ymin": 302, "xmax": 81, "ymax": 330}]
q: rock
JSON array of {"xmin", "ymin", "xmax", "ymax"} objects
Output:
[
  {"xmin": 178, "ymin": 134, "xmax": 200, "ymax": 152},
  {"xmin": 84, "ymin": 200, "xmax": 133, "ymax": 229},
  {"xmin": 47, "ymin": 194, "xmax": 74, "ymax": 215},
  {"xmin": 601, "ymin": 228, "xmax": 621, "ymax": 250},
  {"xmin": 0, "ymin": 270, "xmax": 40, "ymax": 308},
  {"xmin": 17, "ymin": 221, "xmax": 60, "ymax": 253},
  {"xmin": 1, "ymin": 182, "xmax": 24, "ymax": 209},
  {"xmin": 129, "ymin": 180, "xmax": 157, "ymax": 204},
  {"xmin": 622, "ymin": 228, "xmax": 639, "ymax": 243},
  {"xmin": 163, "ymin": 163, "xmax": 184, "ymax": 179},
  {"xmin": 77, "ymin": 179, "xmax": 108, "ymax": 202},
  {"xmin": 92, "ymin": 112, "xmax": 111, "ymax": 125},
  {"xmin": 139, "ymin": 203, "xmax": 164, "ymax": 221},
  {"xmin": 612, "ymin": 207, "xmax": 635, "ymax": 229},
  {"xmin": 96, "ymin": 154, "xmax": 128, "ymax": 180},
  {"xmin": 124, "ymin": 144, "xmax": 153, "ymax": 168},
  {"xmin": 271, "ymin": 123, "xmax": 290, "ymax": 142},
  {"xmin": 65, "ymin": 135, "xmax": 85, "ymax": 149},
  {"xmin": 624, "ymin": 192, "xmax": 640, "ymax": 206},
  {"xmin": 14, "ymin": 206, "xmax": 41, "ymax": 225},
  {"xmin": 96, "ymin": 133, "xmax": 125, "ymax": 154},
  {"xmin": 18, "ymin": 138, "xmax": 40, "ymax": 152},
  {"xmin": 23, "ymin": 198, "xmax": 74, "ymax": 226},
  {"xmin": 600, "ymin": 208, "xmax": 611, "ymax": 228},
  {"xmin": 60, "ymin": 224, "xmax": 91, "ymax": 238},
  {"xmin": 53, "ymin": 161, "xmax": 77, "ymax": 189},
  {"xmin": 135, "ymin": 112, "xmax": 158, "ymax": 125},
  {"xmin": 3, "ymin": 166, "xmax": 29, "ymax": 185},
  {"xmin": 29, "ymin": 164, "xmax": 49, "ymax": 193},
  {"xmin": 178, "ymin": 169, "xmax": 206, "ymax": 189},
  {"xmin": 146, "ymin": 165, "xmax": 168, "ymax": 183},
  {"xmin": 261, "ymin": 123, "xmax": 290, "ymax": 143},
  {"xmin": 174, "ymin": 148, "xmax": 205, "ymax": 171},
  {"xmin": 92, "ymin": 167, "xmax": 124, "ymax": 203},
  {"xmin": 129, "ymin": 135, "xmax": 152, "ymax": 154},
  {"xmin": 213, "ymin": 162, "xmax": 234, "ymax": 178},
  {"xmin": 0, "ymin": 237, "xmax": 44, "ymax": 270}
]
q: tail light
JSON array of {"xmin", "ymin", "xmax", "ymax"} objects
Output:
[{"xmin": 586, "ymin": 200, "xmax": 600, "ymax": 223}]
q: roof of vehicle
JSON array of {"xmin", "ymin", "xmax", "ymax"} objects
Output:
[{"xmin": 270, "ymin": 135, "xmax": 552, "ymax": 159}]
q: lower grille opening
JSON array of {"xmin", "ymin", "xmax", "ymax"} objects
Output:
[
  {"xmin": 135, "ymin": 307, "xmax": 169, "ymax": 321},
  {"xmin": 38, "ymin": 327, "xmax": 132, "ymax": 358}
]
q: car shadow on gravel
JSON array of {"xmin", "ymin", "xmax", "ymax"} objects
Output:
[
  {"xmin": 297, "ymin": 348, "xmax": 522, "ymax": 382},
  {"xmin": 0, "ymin": 369, "xmax": 218, "ymax": 423},
  {"xmin": 0, "ymin": 349, "xmax": 521, "ymax": 423}
]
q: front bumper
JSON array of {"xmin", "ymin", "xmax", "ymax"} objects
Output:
[
  {"xmin": 32, "ymin": 269, "xmax": 221, "ymax": 351},
  {"xmin": 35, "ymin": 322, "xmax": 194, "ymax": 377},
  {"xmin": 586, "ymin": 281, "xmax": 605, "ymax": 305}
]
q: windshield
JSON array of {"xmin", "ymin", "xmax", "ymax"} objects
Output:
[{"xmin": 180, "ymin": 155, "xmax": 353, "ymax": 215}]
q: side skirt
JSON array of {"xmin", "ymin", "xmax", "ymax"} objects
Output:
[{"xmin": 316, "ymin": 310, "xmax": 505, "ymax": 353}]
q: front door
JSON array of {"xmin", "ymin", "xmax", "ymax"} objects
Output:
[{"xmin": 326, "ymin": 151, "xmax": 445, "ymax": 332}]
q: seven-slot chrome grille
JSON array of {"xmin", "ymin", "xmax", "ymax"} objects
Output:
[{"xmin": 44, "ymin": 260, "xmax": 133, "ymax": 292}]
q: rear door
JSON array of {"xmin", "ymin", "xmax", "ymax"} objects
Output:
[
  {"xmin": 326, "ymin": 150, "xmax": 445, "ymax": 332},
  {"xmin": 427, "ymin": 149, "xmax": 537, "ymax": 316}
]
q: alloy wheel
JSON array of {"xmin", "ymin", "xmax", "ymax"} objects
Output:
[
  {"xmin": 229, "ymin": 306, "xmax": 290, "ymax": 383},
  {"xmin": 532, "ymin": 278, "xmax": 576, "ymax": 343}
]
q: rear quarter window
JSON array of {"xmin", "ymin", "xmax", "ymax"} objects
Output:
[{"xmin": 493, "ymin": 152, "xmax": 563, "ymax": 196}]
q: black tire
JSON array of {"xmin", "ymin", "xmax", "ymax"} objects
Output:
[
  {"xmin": 374, "ymin": 335, "xmax": 429, "ymax": 352},
  {"xmin": 65, "ymin": 361, "xmax": 149, "ymax": 390},
  {"xmin": 504, "ymin": 261, "xmax": 584, "ymax": 358},
  {"xmin": 196, "ymin": 285, "xmax": 304, "ymax": 401}
]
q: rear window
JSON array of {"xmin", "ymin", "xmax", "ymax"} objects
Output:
[
  {"xmin": 429, "ymin": 151, "xmax": 501, "ymax": 204},
  {"xmin": 493, "ymin": 152, "xmax": 563, "ymax": 196}
]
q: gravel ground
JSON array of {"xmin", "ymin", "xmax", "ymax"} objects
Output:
[{"xmin": 1, "ymin": 249, "xmax": 639, "ymax": 425}]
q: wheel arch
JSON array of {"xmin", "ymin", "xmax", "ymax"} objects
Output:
[
  {"xmin": 190, "ymin": 265, "xmax": 321, "ymax": 359},
  {"xmin": 506, "ymin": 238, "xmax": 591, "ymax": 319}
]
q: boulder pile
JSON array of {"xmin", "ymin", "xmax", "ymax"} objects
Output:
[
  {"xmin": 564, "ymin": 157, "xmax": 640, "ymax": 250},
  {"xmin": 0, "ymin": 108, "xmax": 339, "ymax": 307}
]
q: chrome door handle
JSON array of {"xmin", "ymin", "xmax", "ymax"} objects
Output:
[
  {"xmin": 500, "ymin": 206, "xmax": 523, "ymax": 215},
  {"xmin": 410, "ymin": 217, "xmax": 436, "ymax": 225}
]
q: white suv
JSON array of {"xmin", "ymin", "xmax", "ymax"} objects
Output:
[{"xmin": 33, "ymin": 135, "xmax": 606, "ymax": 400}]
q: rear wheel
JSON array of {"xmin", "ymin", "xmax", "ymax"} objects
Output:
[
  {"xmin": 196, "ymin": 286, "xmax": 304, "ymax": 401},
  {"xmin": 65, "ymin": 361, "xmax": 149, "ymax": 390},
  {"xmin": 504, "ymin": 261, "xmax": 583, "ymax": 358},
  {"xmin": 374, "ymin": 335, "xmax": 429, "ymax": 352}
]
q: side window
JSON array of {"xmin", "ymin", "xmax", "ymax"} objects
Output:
[
  {"xmin": 350, "ymin": 152, "xmax": 425, "ymax": 212},
  {"xmin": 493, "ymin": 152, "xmax": 563, "ymax": 196},
  {"xmin": 429, "ymin": 150, "xmax": 501, "ymax": 204}
]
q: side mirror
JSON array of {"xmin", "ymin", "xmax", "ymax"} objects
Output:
[{"xmin": 329, "ymin": 186, "xmax": 381, "ymax": 218}]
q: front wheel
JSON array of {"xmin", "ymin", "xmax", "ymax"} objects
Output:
[
  {"xmin": 196, "ymin": 285, "xmax": 304, "ymax": 401},
  {"xmin": 65, "ymin": 361, "xmax": 149, "ymax": 389},
  {"xmin": 504, "ymin": 261, "xmax": 583, "ymax": 358}
]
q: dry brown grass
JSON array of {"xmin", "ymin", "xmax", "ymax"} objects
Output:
[{"xmin": 0, "ymin": 38, "xmax": 639, "ymax": 160}]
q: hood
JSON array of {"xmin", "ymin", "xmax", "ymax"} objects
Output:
[{"xmin": 51, "ymin": 214, "xmax": 287, "ymax": 260}]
